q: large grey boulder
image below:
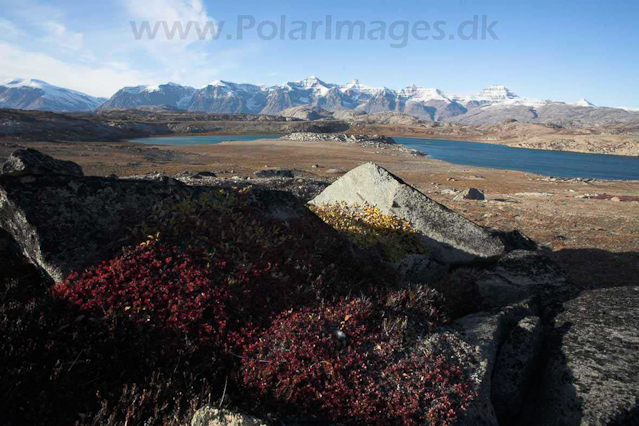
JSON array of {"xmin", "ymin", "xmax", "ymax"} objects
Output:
[
  {"xmin": 2, "ymin": 148, "xmax": 84, "ymax": 177},
  {"xmin": 475, "ymin": 250, "xmax": 570, "ymax": 309},
  {"xmin": 0, "ymin": 151, "xmax": 316, "ymax": 282},
  {"xmin": 533, "ymin": 286, "xmax": 639, "ymax": 426},
  {"xmin": 310, "ymin": 163, "xmax": 505, "ymax": 264}
]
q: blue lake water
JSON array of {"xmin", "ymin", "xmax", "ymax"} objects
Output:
[
  {"xmin": 396, "ymin": 137, "xmax": 639, "ymax": 181},
  {"xmin": 133, "ymin": 134, "xmax": 281, "ymax": 146},
  {"xmin": 133, "ymin": 134, "xmax": 639, "ymax": 181}
]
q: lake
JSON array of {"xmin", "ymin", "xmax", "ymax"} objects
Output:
[
  {"xmin": 397, "ymin": 137, "xmax": 639, "ymax": 181},
  {"xmin": 133, "ymin": 135, "xmax": 639, "ymax": 181}
]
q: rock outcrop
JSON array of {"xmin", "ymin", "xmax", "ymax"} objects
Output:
[
  {"xmin": 533, "ymin": 286, "xmax": 639, "ymax": 426},
  {"xmin": 475, "ymin": 250, "xmax": 570, "ymax": 308},
  {"xmin": 2, "ymin": 148, "xmax": 84, "ymax": 177},
  {"xmin": 491, "ymin": 316, "xmax": 544, "ymax": 424},
  {"xmin": 423, "ymin": 302, "xmax": 539, "ymax": 426},
  {"xmin": 282, "ymin": 133, "xmax": 404, "ymax": 150},
  {"xmin": 310, "ymin": 163, "xmax": 506, "ymax": 264},
  {"xmin": 0, "ymin": 149, "xmax": 314, "ymax": 282}
]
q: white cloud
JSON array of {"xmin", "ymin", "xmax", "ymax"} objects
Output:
[
  {"xmin": 0, "ymin": 0, "xmax": 259, "ymax": 97},
  {"xmin": 0, "ymin": 42, "xmax": 150, "ymax": 98},
  {"xmin": 42, "ymin": 21, "xmax": 85, "ymax": 51},
  {"xmin": 125, "ymin": 0, "xmax": 217, "ymax": 44},
  {"xmin": 0, "ymin": 18, "xmax": 24, "ymax": 41}
]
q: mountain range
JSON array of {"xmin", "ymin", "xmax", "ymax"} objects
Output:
[{"xmin": 2, "ymin": 77, "xmax": 638, "ymax": 127}]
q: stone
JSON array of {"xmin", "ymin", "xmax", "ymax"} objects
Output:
[
  {"xmin": 491, "ymin": 316, "xmax": 543, "ymax": 425},
  {"xmin": 391, "ymin": 254, "xmax": 448, "ymax": 283},
  {"xmin": 325, "ymin": 169, "xmax": 345, "ymax": 174},
  {"xmin": 310, "ymin": 163, "xmax": 505, "ymax": 264},
  {"xmin": 254, "ymin": 169, "xmax": 294, "ymax": 178},
  {"xmin": 475, "ymin": 250, "xmax": 570, "ymax": 309},
  {"xmin": 533, "ymin": 286, "xmax": 639, "ymax": 426},
  {"xmin": 423, "ymin": 302, "xmax": 538, "ymax": 426},
  {"xmin": 0, "ymin": 150, "xmax": 316, "ymax": 282},
  {"xmin": 195, "ymin": 171, "xmax": 217, "ymax": 178},
  {"xmin": 2, "ymin": 148, "xmax": 84, "ymax": 177},
  {"xmin": 191, "ymin": 407, "xmax": 267, "ymax": 426},
  {"xmin": 454, "ymin": 188, "xmax": 485, "ymax": 201}
]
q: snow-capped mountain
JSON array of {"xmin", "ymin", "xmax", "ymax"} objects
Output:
[
  {"xmin": 0, "ymin": 79, "xmax": 106, "ymax": 112},
  {"xmin": 619, "ymin": 106, "xmax": 639, "ymax": 112},
  {"xmin": 97, "ymin": 82, "xmax": 196, "ymax": 111},
  {"xmin": 574, "ymin": 98, "xmax": 596, "ymax": 108},
  {"xmin": 19, "ymin": 75, "xmax": 633, "ymax": 125}
]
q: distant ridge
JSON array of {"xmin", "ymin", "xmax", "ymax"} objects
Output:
[{"xmin": 0, "ymin": 79, "xmax": 106, "ymax": 112}]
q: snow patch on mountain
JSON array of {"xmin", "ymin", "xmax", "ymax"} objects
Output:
[{"xmin": 574, "ymin": 98, "xmax": 596, "ymax": 108}]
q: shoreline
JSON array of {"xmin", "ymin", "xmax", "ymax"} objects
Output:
[{"xmin": 123, "ymin": 134, "xmax": 639, "ymax": 182}]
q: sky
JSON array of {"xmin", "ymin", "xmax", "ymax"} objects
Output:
[{"xmin": 0, "ymin": 0, "xmax": 637, "ymax": 107}]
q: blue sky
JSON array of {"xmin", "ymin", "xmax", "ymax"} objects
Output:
[{"xmin": 0, "ymin": 0, "xmax": 637, "ymax": 107}]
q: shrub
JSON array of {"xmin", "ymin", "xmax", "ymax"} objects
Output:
[
  {"xmin": 54, "ymin": 242, "xmax": 232, "ymax": 349},
  {"xmin": 242, "ymin": 298, "xmax": 474, "ymax": 426},
  {"xmin": 1, "ymin": 264, "xmax": 219, "ymax": 426},
  {"xmin": 309, "ymin": 202, "xmax": 429, "ymax": 262}
]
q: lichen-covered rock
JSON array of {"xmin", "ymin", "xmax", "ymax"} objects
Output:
[
  {"xmin": 534, "ymin": 286, "xmax": 639, "ymax": 426},
  {"xmin": 475, "ymin": 250, "xmax": 570, "ymax": 308},
  {"xmin": 491, "ymin": 316, "xmax": 543, "ymax": 424},
  {"xmin": 391, "ymin": 253, "xmax": 448, "ymax": 283},
  {"xmin": 0, "ymin": 151, "xmax": 317, "ymax": 282},
  {"xmin": 2, "ymin": 148, "xmax": 84, "ymax": 177},
  {"xmin": 422, "ymin": 302, "xmax": 538, "ymax": 426},
  {"xmin": 191, "ymin": 407, "xmax": 268, "ymax": 426},
  {"xmin": 310, "ymin": 163, "xmax": 505, "ymax": 264}
]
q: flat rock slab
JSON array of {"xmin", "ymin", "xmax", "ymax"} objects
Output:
[
  {"xmin": 534, "ymin": 286, "xmax": 639, "ymax": 426},
  {"xmin": 310, "ymin": 163, "xmax": 505, "ymax": 264}
]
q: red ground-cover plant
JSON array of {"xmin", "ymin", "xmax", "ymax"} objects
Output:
[
  {"xmin": 42, "ymin": 190, "xmax": 476, "ymax": 425},
  {"xmin": 54, "ymin": 242, "xmax": 233, "ymax": 348},
  {"xmin": 242, "ymin": 298, "xmax": 475, "ymax": 426}
]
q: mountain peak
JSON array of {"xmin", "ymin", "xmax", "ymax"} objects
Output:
[
  {"xmin": 478, "ymin": 85, "xmax": 519, "ymax": 101},
  {"xmin": 0, "ymin": 78, "xmax": 104, "ymax": 112},
  {"xmin": 4, "ymin": 78, "xmax": 51, "ymax": 88},
  {"xmin": 299, "ymin": 76, "xmax": 326, "ymax": 87},
  {"xmin": 575, "ymin": 98, "xmax": 596, "ymax": 108}
]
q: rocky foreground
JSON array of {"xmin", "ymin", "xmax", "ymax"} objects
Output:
[{"xmin": 1, "ymin": 149, "xmax": 638, "ymax": 426}]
